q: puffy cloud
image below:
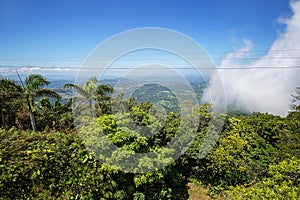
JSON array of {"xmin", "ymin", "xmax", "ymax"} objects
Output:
[{"xmin": 204, "ymin": 0, "xmax": 300, "ymax": 116}]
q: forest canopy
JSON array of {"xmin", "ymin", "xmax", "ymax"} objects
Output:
[{"xmin": 0, "ymin": 75, "xmax": 299, "ymax": 199}]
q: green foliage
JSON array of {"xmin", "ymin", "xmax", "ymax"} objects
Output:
[
  {"xmin": 63, "ymin": 76, "xmax": 114, "ymax": 116},
  {"xmin": 24, "ymin": 74, "xmax": 61, "ymax": 103},
  {"xmin": 274, "ymin": 118, "xmax": 300, "ymax": 160},
  {"xmin": 0, "ymin": 78, "xmax": 23, "ymax": 100},
  {"xmin": 290, "ymin": 86, "xmax": 300, "ymax": 113},
  {"xmin": 176, "ymin": 103, "xmax": 214, "ymax": 176},
  {"xmin": 0, "ymin": 78, "xmax": 24, "ymax": 128},
  {"xmin": 0, "ymin": 127, "xmax": 188, "ymax": 199},
  {"xmin": 133, "ymin": 166, "xmax": 188, "ymax": 200},
  {"xmin": 225, "ymin": 158, "xmax": 300, "ymax": 199},
  {"xmin": 184, "ymin": 110, "xmax": 300, "ymax": 199},
  {"xmin": 0, "ymin": 74, "xmax": 61, "ymax": 131},
  {"xmin": 76, "ymin": 101, "xmax": 189, "ymax": 198},
  {"xmin": 197, "ymin": 114, "xmax": 284, "ymax": 188},
  {"xmin": 80, "ymin": 112, "xmax": 174, "ymax": 172},
  {"xmin": 284, "ymin": 87, "xmax": 300, "ymax": 158},
  {"xmin": 36, "ymin": 97, "xmax": 74, "ymax": 131},
  {"xmin": 131, "ymin": 83, "xmax": 180, "ymax": 112},
  {"xmin": 246, "ymin": 113, "xmax": 287, "ymax": 147},
  {"xmin": 1, "ymin": 74, "xmax": 299, "ymax": 199},
  {"xmin": 0, "ymin": 128, "xmax": 121, "ymax": 199}
]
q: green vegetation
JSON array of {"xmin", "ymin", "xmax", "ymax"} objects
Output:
[
  {"xmin": 0, "ymin": 74, "xmax": 299, "ymax": 199},
  {"xmin": 132, "ymin": 83, "xmax": 180, "ymax": 112},
  {"xmin": 63, "ymin": 76, "xmax": 114, "ymax": 116}
]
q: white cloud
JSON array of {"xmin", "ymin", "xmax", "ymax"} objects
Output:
[{"xmin": 204, "ymin": 0, "xmax": 300, "ymax": 116}]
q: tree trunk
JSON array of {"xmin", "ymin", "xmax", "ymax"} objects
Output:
[
  {"xmin": 89, "ymin": 100, "xmax": 94, "ymax": 118},
  {"xmin": 29, "ymin": 109, "xmax": 36, "ymax": 132},
  {"xmin": 27, "ymin": 99, "xmax": 36, "ymax": 132}
]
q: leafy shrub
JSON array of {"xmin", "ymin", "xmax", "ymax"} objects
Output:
[
  {"xmin": 197, "ymin": 115, "xmax": 280, "ymax": 188},
  {"xmin": 225, "ymin": 157, "xmax": 300, "ymax": 199},
  {"xmin": 0, "ymin": 128, "xmax": 120, "ymax": 199},
  {"xmin": 0, "ymin": 125, "xmax": 188, "ymax": 199}
]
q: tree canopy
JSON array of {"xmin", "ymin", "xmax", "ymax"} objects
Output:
[{"xmin": 0, "ymin": 74, "xmax": 299, "ymax": 199}]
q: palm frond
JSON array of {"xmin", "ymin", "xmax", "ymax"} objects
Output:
[
  {"xmin": 35, "ymin": 89, "xmax": 61, "ymax": 100},
  {"xmin": 86, "ymin": 77, "xmax": 98, "ymax": 86},
  {"xmin": 39, "ymin": 97, "xmax": 52, "ymax": 109},
  {"xmin": 63, "ymin": 83, "xmax": 90, "ymax": 99},
  {"xmin": 25, "ymin": 74, "xmax": 50, "ymax": 90},
  {"xmin": 96, "ymin": 84, "xmax": 114, "ymax": 95},
  {"xmin": 0, "ymin": 78, "xmax": 23, "ymax": 99},
  {"xmin": 68, "ymin": 96, "xmax": 86, "ymax": 106}
]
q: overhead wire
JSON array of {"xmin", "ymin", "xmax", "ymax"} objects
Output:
[
  {"xmin": 0, "ymin": 48, "xmax": 300, "ymax": 60},
  {"xmin": 1, "ymin": 48, "xmax": 300, "ymax": 69}
]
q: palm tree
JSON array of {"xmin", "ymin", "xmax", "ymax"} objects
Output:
[
  {"xmin": 38, "ymin": 97, "xmax": 73, "ymax": 130},
  {"xmin": 18, "ymin": 74, "xmax": 61, "ymax": 131},
  {"xmin": 63, "ymin": 76, "xmax": 114, "ymax": 116},
  {"xmin": 0, "ymin": 74, "xmax": 60, "ymax": 131},
  {"xmin": 95, "ymin": 84, "xmax": 114, "ymax": 115}
]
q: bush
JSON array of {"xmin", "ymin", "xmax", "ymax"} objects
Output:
[
  {"xmin": 0, "ymin": 128, "xmax": 119, "ymax": 199},
  {"xmin": 0, "ymin": 127, "xmax": 188, "ymax": 199},
  {"xmin": 225, "ymin": 157, "xmax": 300, "ymax": 199}
]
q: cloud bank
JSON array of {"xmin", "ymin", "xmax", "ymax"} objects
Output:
[
  {"xmin": 204, "ymin": 0, "xmax": 300, "ymax": 116},
  {"xmin": 0, "ymin": 66, "xmax": 80, "ymax": 81}
]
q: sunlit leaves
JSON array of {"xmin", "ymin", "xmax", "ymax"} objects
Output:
[{"xmin": 225, "ymin": 158, "xmax": 300, "ymax": 199}]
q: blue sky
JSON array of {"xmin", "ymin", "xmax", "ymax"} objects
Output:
[
  {"xmin": 0, "ymin": 0, "xmax": 292, "ymax": 67},
  {"xmin": 1, "ymin": 0, "xmax": 299, "ymax": 116}
]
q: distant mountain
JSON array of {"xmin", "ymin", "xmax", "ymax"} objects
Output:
[
  {"xmin": 184, "ymin": 74, "xmax": 207, "ymax": 84},
  {"xmin": 99, "ymin": 77, "xmax": 136, "ymax": 86},
  {"xmin": 47, "ymin": 80, "xmax": 71, "ymax": 89}
]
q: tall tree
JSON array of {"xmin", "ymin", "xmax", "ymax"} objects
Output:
[
  {"xmin": 37, "ymin": 97, "xmax": 73, "ymax": 131},
  {"xmin": 95, "ymin": 84, "xmax": 114, "ymax": 115},
  {"xmin": 18, "ymin": 74, "xmax": 61, "ymax": 131},
  {"xmin": 63, "ymin": 77, "xmax": 114, "ymax": 116}
]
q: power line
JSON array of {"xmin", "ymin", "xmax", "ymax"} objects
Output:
[
  {"xmin": 1, "ymin": 57, "xmax": 300, "ymax": 61},
  {"xmin": 3, "ymin": 66, "xmax": 300, "ymax": 70},
  {"xmin": 1, "ymin": 48, "xmax": 300, "ymax": 61},
  {"xmin": 208, "ymin": 48, "xmax": 300, "ymax": 54}
]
